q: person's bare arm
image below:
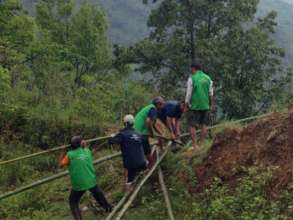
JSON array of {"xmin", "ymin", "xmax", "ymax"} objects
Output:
[
  {"xmin": 209, "ymin": 95, "xmax": 215, "ymax": 112},
  {"xmin": 174, "ymin": 119, "xmax": 181, "ymax": 139},
  {"xmin": 209, "ymin": 81, "xmax": 216, "ymax": 112},
  {"xmin": 58, "ymin": 145, "xmax": 69, "ymax": 168},
  {"xmin": 81, "ymin": 139, "xmax": 100, "ymax": 155},
  {"xmin": 108, "ymin": 133, "xmax": 123, "ymax": 154},
  {"xmin": 185, "ymin": 77, "xmax": 193, "ymax": 109},
  {"xmin": 146, "ymin": 117, "xmax": 155, "ymax": 137},
  {"xmin": 166, "ymin": 117, "xmax": 176, "ymax": 139}
]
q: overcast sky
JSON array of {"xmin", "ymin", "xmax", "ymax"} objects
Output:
[{"xmin": 281, "ymin": 0, "xmax": 293, "ymax": 4}]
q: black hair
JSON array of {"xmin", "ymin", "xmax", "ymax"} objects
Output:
[
  {"xmin": 152, "ymin": 96, "xmax": 164, "ymax": 106},
  {"xmin": 191, "ymin": 62, "xmax": 202, "ymax": 70},
  {"xmin": 71, "ymin": 136, "xmax": 82, "ymax": 149}
]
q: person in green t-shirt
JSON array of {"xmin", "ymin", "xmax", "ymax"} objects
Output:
[
  {"xmin": 185, "ymin": 63, "xmax": 215, "ymax": 151},
  {"xmin": 59, "ymin": 136, "xmax": 112, "ymax": 220},
  {"xmin": 134, "ymin": 96, "xmax": 165, "ymax": 167}
]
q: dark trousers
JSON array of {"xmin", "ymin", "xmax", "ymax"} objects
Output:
[
  {"xmin": 127, "ymin": 163, "xmax": 147, "ymax": 183},
  {"xmin": 69, "ymin": 185, "xmax": 111, "ymax": 220}
]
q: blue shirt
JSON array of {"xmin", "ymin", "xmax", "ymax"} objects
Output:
[
  {"xmin": 158, "ymin": 100, "xmax": 183, "ymax": 123},
  {"xmin": 109, "ymin": 127, "xmax": 146, "ymax": 169},
  {"xmin": 148, "ymin": 107, "xmax": 157, "ymax": 121}
]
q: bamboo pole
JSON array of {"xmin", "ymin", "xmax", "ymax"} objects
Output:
[
  {"xmin": 105, "ymin": 145, "xmax": 158, "ymax": 220},
  {"xmin": 0, "ymin": 135, "xmax": 112, "ymax": 166},
  {"xmin": 105, "ymin": 185, "xmax": 133, "ymax": 220},
  {"xmin": 1, "ymin": 110, "xmax": 283, "ymax": 166},
  {"xmin": 0, "ymin": 152, "xmax": 121, "ymax": 201},
  {"xmin": 0, "ymin": 110, "xmax": 286, "ymax": 200},
  {"xmin": 114, "ymin": 143, "xmax": 171, "ymax": 220},
  {"xmin": 157, "ymin": 149, "xmax": 175, "ymax": 220},
  {"xmin": 180, "ymin": 110, "xmax": 284, "ymax": 139}
]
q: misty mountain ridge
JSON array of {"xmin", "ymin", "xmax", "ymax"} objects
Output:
[{"xmin": 22, "ymin": 0, "xmax": 293, "ymax": 65}]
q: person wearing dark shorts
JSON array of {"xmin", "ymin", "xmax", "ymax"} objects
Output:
[
  {"xmin": 185, "ymin": 63, "xmax": 215, "ymax": 151},
  {"xmin": 59, "ymin": 136, "xmax": 112, "ymax": 220},
  {"xmin": 186, "ymin": 110, "xmax": 209, "ymax": 127},
  {"xmin": 134, "ymin": 97, "xmax": 165, "ymax": 167},
  {"xmin": 109, "ymin": 115, "xmax": 147, "ymax": 191}
]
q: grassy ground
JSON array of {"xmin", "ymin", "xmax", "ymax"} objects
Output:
[
  {"xmin": 1, "ymin": 119, "xmax": 292, "ymax": 219},
  {"xmin": 0, "ymin": 136, "xmax": 213, "ymax": 219}
]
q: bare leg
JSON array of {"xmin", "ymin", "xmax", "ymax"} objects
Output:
[
  {"xmin": 123, "ymin": 169, "xmax": 128, "ymax": 192},
  {"xmin": 158, "ymin": 138, "xmax": 164, "ymax": 150},
  {"xmin": 125, "ymin": 182, "xmax": 133, "ymax": 192},
  {"xmin": 147, "ymin": 153, "xmax": 154, "ymax": 168},
  {"xmin": 189, "ymin": 126, "xmax": 199, "ymax": 151},
  {"xmin": 199, "ymin": 124, "xmax": 208, "ymax": 146}
]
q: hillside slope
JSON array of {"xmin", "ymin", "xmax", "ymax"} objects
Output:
[
  {"xmin": 121, "ymin": 109, "xmax": 293, "ymax": 219},
  {"xmin": 195, "ymin": 109, "xmax": 293, "ymax": 196},
  {"xmin": 1, "ymin": 107, "xmax": 292, "ymax": 219}
]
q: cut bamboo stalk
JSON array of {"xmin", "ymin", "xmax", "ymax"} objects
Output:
[
  {"xmin": 114, "ymin": 142, "xmax": 171, "ymax": 220},
  {"xmin": 157, "ymin": 149, "xmax": 175, "ymax": 220}
]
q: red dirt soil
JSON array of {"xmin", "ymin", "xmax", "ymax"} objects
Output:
[{"xmin": 193, "ymin": 109, "xmax": 293, "ymax": 195}]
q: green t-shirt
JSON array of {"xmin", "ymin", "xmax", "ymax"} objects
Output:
[
  {"xmin": 134, "ymin": 104, "xmax": 156, "ymax": 135},
  {"xmin": 67, "ymin": 147, "xmax": 97, "ymax": 191},
  {"xmin": 191, "ymin": 71, "xmax": 212, "ymax": 110}
]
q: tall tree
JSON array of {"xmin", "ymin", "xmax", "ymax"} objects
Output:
[
  {"xmin": 36, "ymin": 0, "xmax": 73, "ymax": 44},
  {"xmin": 0, "ymin": 0, "xmax": 34, "ymax": 88},
  {"xmin": 68, "ymin": 4, "xmax": 111, "ymax": 86},
  {"xmin": 35, "ymin": 1, "xmax": 111, "ymax": 87},
  {"xmin": 121, "ymin": 0, "xmax": 287, "ymax": 118}
]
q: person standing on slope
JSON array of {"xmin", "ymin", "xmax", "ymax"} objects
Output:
[
  {"xmin": 59, "ymin": 136, "xmax": 112, "ymax": 220},
  {"xmin": 134, "ymin": 97, "xmax": 165, "ymax": 166},
  {"xmin": 109, "ymin": 114, "xmax": 147, "ymax": 192},
  {"xmin": 185, "ymin": 63, "xmax": 215, "ymax": 151}
]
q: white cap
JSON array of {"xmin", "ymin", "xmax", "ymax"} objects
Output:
[{"xmin": 123, "ymin": 114, "xmax": 134, "ymax": 124}]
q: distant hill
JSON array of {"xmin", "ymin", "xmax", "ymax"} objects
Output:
[
  {"xmin": 258, "ymin": 0, "xmax": 293, "ymax": 65},
  {"xmin": 22, "ymin": 0, "xmax": 153, "ymax": 45},
  {"xmin": 22, "ymin": 0, "xmax": 293, "ymax": 65},
  {"xmin": 75, "ymin": 0, "xmax": 155, "ymax": 44}
]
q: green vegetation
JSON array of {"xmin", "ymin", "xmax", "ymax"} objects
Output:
[
  {"xmin": 22, "ymin": 0, "xmax": 293, "ymax": 65},
  {"xmin": 1, "ymin": 0, "xmax": 292, "ymax": 219},
  {"xmin": 0, "ymin": 1, "xmax": 154, "ymax": 217},
  {"xmin": 0, "ymin": 0, "xmax": 155, "ymax": 146},
  {"xmin": 0, "ymin": 146, "xmax": 124, "ymax": 220},
  {"xmin": 1, "ymin": 136, "xmax": 292, "ymax": 219},
  {"xmin": 116, "ymin": 0, "xmax": 292, "ymax": 118},
  {"xmin": 119, "ymin": 143, "xmax": 293, "ymax": 220}
]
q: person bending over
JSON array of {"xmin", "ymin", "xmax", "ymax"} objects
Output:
[
  {"xmin": 134, "ymin": 97, "xmax": 165, "ymax": 166},
  {"xmin": 157, "ymin": 100, "xmax": 186, "ymax": 140},
  {"xmin": 59, "ymin": 136, "xmax": 112, "ymax": 220},
  {"xmin": 109, "ymin": 114, "xmax": 147, "ymax": 192}
]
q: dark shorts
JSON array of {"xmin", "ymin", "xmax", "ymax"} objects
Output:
[
  {"xmin": 142, "ymin": 135, "xmax": 152, "ymax": 155},
  {"xmin": 187, "ymin": 110, "xmax": 209, "ymax": 127},
  {"xmin": 127, "ymin": 163, "xmax": 147, "ymax": 183}
]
